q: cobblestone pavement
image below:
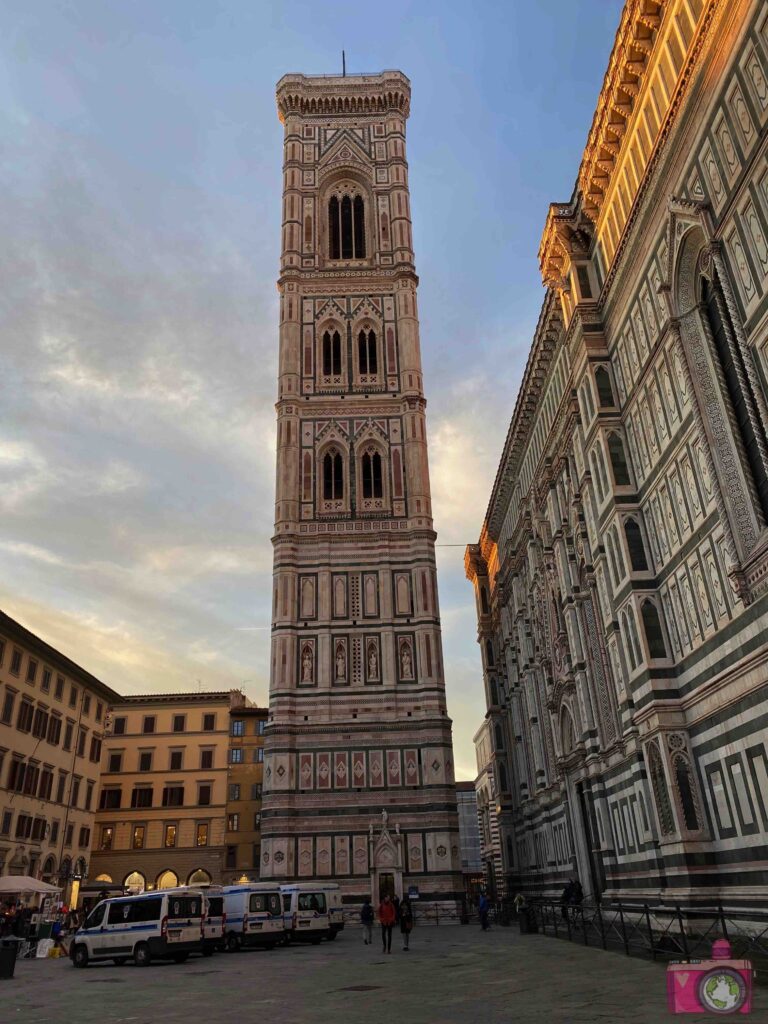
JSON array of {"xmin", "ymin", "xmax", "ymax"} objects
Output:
[{"xmin": 5, "ymin": 926, "xmax": 766, "ymax": 1024}]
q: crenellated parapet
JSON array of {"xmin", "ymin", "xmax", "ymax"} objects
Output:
[{"xmin": 276, "ymin": 71, "xmax": 411, "ymax": 122}]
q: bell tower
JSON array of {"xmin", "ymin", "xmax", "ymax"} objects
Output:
[{"xmin": 261, "ymin": 69, "xmax": 462, "ymax": 908}]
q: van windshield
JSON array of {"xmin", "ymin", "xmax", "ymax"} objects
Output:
[
  {"xmin": 250, "ymin": 893, "xmax": 281, "ymax": 915},
  {"xmin": 84, "ymin": 904, "xmax": 105, "ymax": 930},
  {"xmin": 168, "ymin": 896, "xmax": 202, "ymax": 918},
  {"xmin": 298, "ymin": 893, "xmax": 326, "ymax": 912}
]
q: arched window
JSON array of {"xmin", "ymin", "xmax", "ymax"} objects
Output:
[
  {"xmin": 41, "ymin": 857, "xmax": 56, "ymax": 882},
  {"xmin": 703, "ymin": 275, "xmax": 768, "ymax": 520},
  {"xmin": 494, "ymin": 722, "xmax": 504, "ymax": 750},
  {"xmin": 624, "ymin": 518, "xmax": 648, "ymax": 571},
  {"xmin": 329, "ymin": 192, "xmax": 366, "ymax": 259},
  {"xmin": 595, "ymin": 366, "xmax": 614, "ymax": 407},
  {"xmin": 323, "ymin": 451, "xmax": 344, "ymax": 500},
  {"xmin": 362, "ymin": 451, "xmax": 383, "ymax": 499},
  {"xmin": 647, "ymin": 741, "xmax": 675, "ymax": 835},
  {"xmin": 672, "ymin": 754, "xmax": 700, "ymax": 831},
  {"xmin": 497, "ymin": 760, "xmax": 508, "ymax": 792},
  {"xmin": 187, "ymin": 868, "xmax": 212, "ymax": 886},
  {"xmin": 94, "ymin": 873, "xmax": 112, "ymax": 883},
  {"xmin": 641, "ymin": 600, "xmax": 667, "ymax": 659},
  {"xmin": 608, "ymin": 433, "xmax": 631, "ymax": 486},
  {"xmin": 358, "ymin": 329, "xmax": 378, "ymax": 375},
  {"xmin": 156, "ymin": 869, "xmax": 178, "ymax": 890},
  {"xmin": 322, "ymin": 330, "xmax": 342, "ymax": 376},
  {"xmin": 124, "ymin": 870, "xmax": 146, "ymax": 893},
  {"xmin": 489, "ymin": 679, "xmax": 498, "ymax": 706},
  {"xmin": 480, "ymin": 587, "xmax": 489, "ymax": 615},
  {"xmin": 485, "ymin": 639, "xmax": 495, "ymax": 667}
]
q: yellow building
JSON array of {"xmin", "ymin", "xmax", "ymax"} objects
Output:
[
  {"xmin": 223, "ymin": 705, "xmax": 268, "ymax": 883},
  {"xmin": 0, "ymin": 609, "xmax": 120, "ymax": 904},
  {"xmin": 89, "ymin": 691, "xmax": 248, "ymax": 892}
]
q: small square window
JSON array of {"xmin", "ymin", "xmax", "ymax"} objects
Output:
[
  {"xmin": 139, "ymin": 751, "xmax": 153, "ymax": 772},
  {"xmin": 257, "ymin": 719, "xmax": 266, "ymax": 735},
  {"xmin": 256, "ymin": 748, "xmax": 264, "ymax": 763},
  {"xmin": 196, "ymin": 823, "xmax": 208, "ymax": 847},
  {"xmin": 228, "ymin": 784, "xmax": 240, "ymax": 801},
  {"xmin": 69, "ymin": 685, "xmax": 78, "ymax": 708},
  {"xmin": 230, "ymin": 748, "xmax": 243, "ymax": 764},
  {"xmin": 203, "ymin": 714, "xmax": 216, "ymax": 732},
  {"xmin": 253, "ymin": 811, "xmax": 261, "ymax": 829},
  {"xmin": 227, "ymin": 813, "xmax": 239, "ymax": 832},
  {"xmin": 108, "ymin": 752, "xmax": 122, "ymax": 773},
  {"xmin": 26, "ymin": 658, "xmax": 37, "ymax": 684},
  {"xmin": 41, "ymin": 668, "xmax": 52, "ymax": 693},
  {"xmin": 83, "ymin": 694, "xmax": 91, "ymax": 716},
  {"xmin": 200, "ymin": 749, "xmax": 213, "ymax": 770},
  {"xmin": 198, "ymin": 784, "xmax": 212, "ymax": 806},
  {"xmin": 54, "ymin": 675, "xmax": 64, "ymax": 700},
  {"xmin": 10, "ymin": 649, "xmax": 22, "ymax": 675},
  {"xmin": 164, "ymin": 824, "xmax": 177, "ymax": 848},
  {"xmin": 95, "ymin": 701, "xmax": 103, "ymax": 722},
  {"xmin": 142, "ymin": 716, "xmax": 156, "ymax": 734},
  {"xmin": 231, "ymin": 720, "xmax": 245, "ymax": 737},
  {"xmin": 112, "ymin": 716, "xmax": 126, "ymax": 735},
  {"xmin": 251, "ymin": 783, "xmax": 262, "ymax": 800},
  {"xmin": 132, "ymin": 825, "xmax": 145, "ymax": 849},
  {"xmin": 169, "ymin": 750, "xmax": 183, "ymax": 771},
  {"xmin": 172, "ymin": 715, "xmax": 185, "ymax": 732}
]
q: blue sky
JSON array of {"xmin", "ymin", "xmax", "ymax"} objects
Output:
[{"xmin": 0, "ymin": 0, "xmax": 622, "ymax": 779}]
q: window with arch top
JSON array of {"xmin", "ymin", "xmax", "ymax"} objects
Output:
[
  {"xmin": 329, "ymin": 193, "xmax": 366, "ymax": 259},
  {"xmin": 322, "ymin": 330, "xmax": 342, "ymax": 376},
  {"xmin": 361, "ymin": 450, "xmax": 383, "ymax": 499},
  {"xmin": 595, "ymin": 366, "xmax": 614, "ymax": 407},
  {"xmin": 358, "ymin": 329, "xmax": 378, "ymax": 375},
  {"xmin": 323, "ymin": 450, "xmax": 344, "ymax": 500}
]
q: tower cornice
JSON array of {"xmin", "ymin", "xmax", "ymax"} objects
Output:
[{"xmin": 276, "ymin": 70, "xmax": 411, "ymax": 123}]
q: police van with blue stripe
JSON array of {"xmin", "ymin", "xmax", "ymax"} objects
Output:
[
  {"xmin": 70, "ymin": 889, "xmax": 205, "ymax": 968},
  {"xmin": 221, "ymin": 882, "xmax": 286, "ymax": 950}
]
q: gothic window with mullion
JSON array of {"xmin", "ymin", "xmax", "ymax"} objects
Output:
[
  {"xmin": 328, "ymin": 192, "xmax": 366, "ymax": 260},
  {"xmin": 358, "ymin": 445, "xmax": 386, "ymax": 512},
  {"xmin": 357, "ymin": 328, "xmax": 379, "ymax": 384},
  {"xmin": 320, "ymin": 328, "xmax": 343, "ymax": 386},
  {"xmin": 319, "ymin": 447, "xmax": 346, "ymax": 514}
]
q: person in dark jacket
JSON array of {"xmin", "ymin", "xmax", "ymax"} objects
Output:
[
  {"xmin": 478, "ymin": 892, "xmax": 490, "ymax": 931},
  {"xmin": 560, "ymin": 880, "xmax": 575, "ymax": 921},
  {"xmin": 399, "ymin": 897, "xmax": 414, "ymax": 950},
  {"xmin": 378, "ymin": 895, "xmax": 396, "ymax": 953},
  {"xmin": 360, "ymin": 899, "xmax": 374, "ymax": 945}
]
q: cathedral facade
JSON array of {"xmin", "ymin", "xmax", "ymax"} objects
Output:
[
  {"xmin": 466, "ymin": 0, "xmax": 768, "ymax": 908},
  {"xmin": 260, "ymin": 70, "xmax": 462, "ymax": 906}
]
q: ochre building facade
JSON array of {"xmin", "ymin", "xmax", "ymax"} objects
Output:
[
  {"xmin": 466, "ymin": 0, "xmax": 768, "ymax": 908},
  {"xmin": 261, "ymin": 70, "xmax": 462, "ymax": 907}
]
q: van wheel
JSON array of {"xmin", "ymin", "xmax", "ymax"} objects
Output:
[
  {"xmin": 134, "ymin": 942, "xmax": 151, "ymax": 967},
  {"xmin": 72, "ymin": 944, "xmax": 89, "ymax": 969},
  {"xmin": 172, "ymin": 953, "xmax": 189, "ymax": 964},
  {"xmin": 113, "ymin": 957, "xmax": 128, "ymax": 966},
  {"xmin": 226, "ymin": 933, "xmax": 241, "ymax": 953}
]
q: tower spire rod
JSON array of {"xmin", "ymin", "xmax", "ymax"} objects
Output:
[{"xmin": 342, "ymin": 50, "xmax": 346, "ymax": 77}]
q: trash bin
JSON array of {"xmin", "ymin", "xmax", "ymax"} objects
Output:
[
  {"xmin": 518, "ymin": 906, "xmax": 538, "ymax": 934},
  {"xmin": 0, "ymin": 946, "xmax": 16, "ymax": 980}
]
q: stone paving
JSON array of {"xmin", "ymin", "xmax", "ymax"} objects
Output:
[{"xmin": 4, "ymin": 925, "xmax": 767, "ymax": 1024}]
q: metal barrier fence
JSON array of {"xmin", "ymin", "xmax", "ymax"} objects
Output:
[{"xmin": 526, "ymin": 899, "xmax": 768, "ymax": 982}]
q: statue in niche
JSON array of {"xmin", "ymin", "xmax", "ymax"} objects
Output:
[
  {"xmin": 301, "ymin": 646, "xmax": 313, "ymax": 682},
  {"xmin": 400, "ymin": 642, "xmax": 413, "ymax": 679},
  {"xmin": 335, "ymin": 644, "xmax": 346, "ymax": 680},
  {"xmin": 368, "ymin": 644, "xmax": 379, "ymax": 679},
  {"xmin": 381, "ymin": 808, "xmax": 388, "ymax": 827}
]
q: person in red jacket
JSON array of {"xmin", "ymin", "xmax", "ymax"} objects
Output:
[{"xmin": 378, "ymin": 894, "xmax": 396, "ymax": 953}]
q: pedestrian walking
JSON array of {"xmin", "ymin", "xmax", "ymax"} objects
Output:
[
  {"xmin": 399, "ymin": 896, "xmax": 414, "ymax": 950},
  {"xmin": 360, "ymin": 898, "xmax": 374, "ymax": 945},
  {"xmin": 378, "ymin": 894, "xmax": 396, "ymax": 953},
  {"xmin": 478, "ymin": 892, "xmax": 490, "ymax": 931},
  {"xmin": 560, "ymin": 879, "xmax": 576, "ymax": 922}
]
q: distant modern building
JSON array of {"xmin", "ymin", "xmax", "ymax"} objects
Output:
[
  {"xmin": 0, "ymin": 610, "xmax": 120, "ymax": 906},
  {"xmin": 223, "ymin": 704, "xmax": 268, "ymax": 884},
  {"xmin": 89, "ymin": 691, "xmax": 248, "ymax": 892},
  {"xmin": 473, "ymin": 721, "xmax": 505, "ymax": 901},
  {"xmin": 466, "ymin": 0, "xmax": 768, "ymax": 907},
  {"xmin": 455, "ymin": 781, "xmax": 483, "ymax": 901}
]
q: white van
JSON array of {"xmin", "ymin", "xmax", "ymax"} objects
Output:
[
  {"xmin": 70, "ymin": 889, "xmax": 204, "ymax": 968},
  {"xmin": 280, "ymin": 882, "xmax": 344, "ymax": 943},
  {"xmin": 222, "ymin": 883, "xmax": 286, "ymax": 951},
  {"xmin": 164, "ymin": 885, "xmax": 224, "ymax": 956}
]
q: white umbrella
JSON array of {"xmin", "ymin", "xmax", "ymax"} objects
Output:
[{"xmin": 0, "ymin": 875, "xmax": 62, "ymax": 895}]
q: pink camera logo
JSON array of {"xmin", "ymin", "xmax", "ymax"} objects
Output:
[{"xmin": 667, "ymin": 940, "xmax": 754, "ymax": 1015}]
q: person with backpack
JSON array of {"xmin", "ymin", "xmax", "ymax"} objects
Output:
[
  {"xmin": 399, "ymin": 896, "xmax": 414, "ymax": 950},
  {"xmin": 360, "ymin": 898, "xmax": 374, "ymax": 945}
]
